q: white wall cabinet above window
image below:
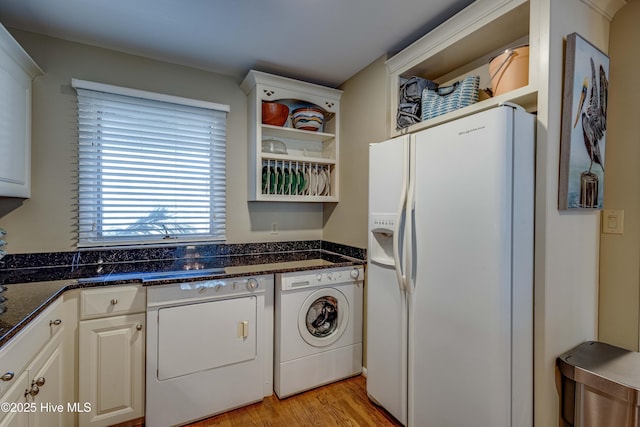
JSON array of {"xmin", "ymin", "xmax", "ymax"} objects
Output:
[
  {"xmin": 241, "ymin": 70, "xmax": 342, "ymax": 202},
  {"xmin": 386, "ymin": 0, "xmax": 537, "ymax": 137},
  {"xmin": 0, "ymin": 24, "xmax": 43, "ymax": 198}
]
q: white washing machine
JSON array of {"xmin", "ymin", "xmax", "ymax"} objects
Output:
[{"xmin": 275, "ymin": 265, "xmax": 364, "ymax": 398}]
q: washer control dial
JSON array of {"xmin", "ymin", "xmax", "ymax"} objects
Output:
[
  {"xmin": 246, "ymin": 278, "xmax": 259, "ymax": 290},
  {"xmin": 350, "ymin": 268, "xmax": 360, "ymax": 280}
]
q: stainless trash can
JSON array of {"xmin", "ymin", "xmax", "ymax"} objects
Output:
[{"xmin": 557, "ymin": 341, "xmax": 640, "ymax": 427}]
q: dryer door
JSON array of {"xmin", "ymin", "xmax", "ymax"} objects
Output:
[
  {"xmin": 156, "ymin": 296, "xmax": 257, "ymax": 380},
  {"xmin": 298, "ymin": 288, "xmax": 349, "ymax": 347}
]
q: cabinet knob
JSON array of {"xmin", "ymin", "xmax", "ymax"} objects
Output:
[
  {"xmin": 25, "ymin": 384, "xmax": 39, "ymax": 398},
  {"xmin": 110, "ymin": 299, "xmax": 118, "ymax": 305},
  {"xmin": 136, "ymin": 324, "xmax": 143, "ymax": 331},
  {"xmin": 1, "ymin": 372, "xmax": 14, "ymax": 381},
  {"xmin": 49, "ymin": 319, "xmax": 62, "ymax": 326},
  {"xmin": 34, "ymin": 377, "xmax": 45, "ymax": 387}
]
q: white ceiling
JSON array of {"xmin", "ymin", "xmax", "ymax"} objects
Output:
[{"xmin": 0, "ymin": 0, "xmax": 474, "ymax": 87}]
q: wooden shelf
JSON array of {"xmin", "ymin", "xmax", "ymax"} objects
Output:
[
  {"xmin": 260, "ymin": 153, "xmax": 336, "ymax": 165},
  {"xmin": 262, "ymin": 125, "xmax": 335, "ymax": 143}
]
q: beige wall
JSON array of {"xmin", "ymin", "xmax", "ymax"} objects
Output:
[
  {"xmin": 0, "ymin": 30, "xmax": 323, "ymax": 253},
  {"xmin": 322, "ymin": 56, "xmax": 389, "ymax": 367},
  {"xmin": 323, "ymin": 56, "xmax": 388, "ymax": 248},
  {"xmin": 599, "ymin": 0, "xmax": 640, "ymax": 351},
  {"xmin": 534, "ymin": 1, "xmax": 610, "ymax": 426}
]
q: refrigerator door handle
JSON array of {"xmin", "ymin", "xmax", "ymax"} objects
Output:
[
  {"xmin": 405, "ymin": 138, "xmax": 416, "ymax": 295},
  {"xmin": 392, "ymin": 205, "xmax": 405, "ymax": 293},
  {"xmin": 392, "ymin": 137, "xmax": 409, "ymax": 294}
]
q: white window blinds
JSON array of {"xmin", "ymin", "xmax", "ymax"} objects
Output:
[{"xmin": 73, "ymin": 79, "xmax": 228, "ymax": 247}]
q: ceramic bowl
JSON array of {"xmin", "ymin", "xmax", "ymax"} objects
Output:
[
  {"xmin": 262, "ymin": 102, "xmax": 289, "ymax": 126},
  {"xmin": 291, "ymin": 107, "xmax": 324, "ymax": 131}
]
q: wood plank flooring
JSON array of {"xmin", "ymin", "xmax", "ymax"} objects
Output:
[{"xmin": 187, "ymin": 375, "xmax": 402, "ymax": 427}]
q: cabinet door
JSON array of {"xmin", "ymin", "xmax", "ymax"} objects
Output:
[
  {"xmin": 0, "ymin": 49, "xmax": 32, "ymax": 197},
  {"xmin": 0, "ymin": 371, "xmax": 29, "ymax": 427},
  {"xmin": 78, "ymin": 313, "xmax": 145, "ymax": 427},
  {"xmin": 0, "ymin": 24, "xmax": 41, "ymax": 198},
  {"xmin": 28, "ymin": 338, "xmax": 64, "ymax": 427}
]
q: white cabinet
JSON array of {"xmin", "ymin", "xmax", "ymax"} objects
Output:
[
  {"xmin": 0, "ymin": 299, "xmax": 68, "ymax": 427},
  {"xmin": 386, "ymin": 0, "xmax": 538, "ymax": 136},
  {"xmin": 25, "ymin": 334, "xmax": 64, "ymax": 427},
  {"xmin": 241, "ymin": 70, "xmax": 343, "ymax": 202},
  {"xmin": 0, "ymin": 371, "xmax": 29, "ymax": 427},
  {"xmin": 0, "ymin": 24, "xmax": 42, "ymax": 197},
  {"xmin": 78, "ymin": 286, "xmax": 145, "ymax": 427}
]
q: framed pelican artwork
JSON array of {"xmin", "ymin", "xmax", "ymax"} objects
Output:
[{"xmin": 559, "ymin": 32, "xmax": 609, "ymax": 210}]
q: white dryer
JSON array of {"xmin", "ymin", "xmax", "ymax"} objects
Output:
[{"xmin": 275, "ymin": 265, "xmax": 364, "ymax": 398}]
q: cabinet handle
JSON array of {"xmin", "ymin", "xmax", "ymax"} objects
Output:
[
  {"xmin": 1, "ymin": 372, "xmax": 14, "ymax": 381},
  {"xmin": 49, "ymin": 319, "xmax": 62, "ymax": 326},
  {"xmin": 110, "ymin": 299, "xmax": 118, "ymax": 305},
  {"xmin": 136, "ymin": 324, "xmax": 143, "ymax": 331}
]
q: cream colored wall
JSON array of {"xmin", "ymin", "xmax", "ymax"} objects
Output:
[
  {"xmin": 599, "ymin": 0, "xmax": 640, "ymax": 351},
  {"xmin": 534, "ymin": 1, "xmax": 610, "ymax": 426},
  {"xmin": 322, "ymin": 56, "xmax": 388, "ymax": 368},
  {"xmin": 0, "ymin": 30, "xmax": 323, "ymax": 253},
  {"xmin": 322, "ymin": 56, "xmax": 388, "ymax": 248}
]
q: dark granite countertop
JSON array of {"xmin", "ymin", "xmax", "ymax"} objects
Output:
[
  {"xmin": 0, "ymin": 279, "xmax": 74, "ymax": 348},
  {"xmin": 0, "ymin": 247, "xmax": 365, "ymax": 349}
]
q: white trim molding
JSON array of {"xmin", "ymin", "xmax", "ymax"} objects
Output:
[
  {"xmin": 71, "ymin": 78, "xmax": 230, "ymax": 112},
  {"xmin": 580, "ymin": 0, "xmax": 627, "ymax": 21}
]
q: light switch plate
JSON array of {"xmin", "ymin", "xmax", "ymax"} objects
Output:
[{"xmin": 602, "ymin": 209, "xmax": 624, "ymax": 234}]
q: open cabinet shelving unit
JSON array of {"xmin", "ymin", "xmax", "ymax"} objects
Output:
[
  {"xmin": 241, "ymin": 70, "xmax": 343, "ymax": 202},
  {"xmin": 387, "ymin": 0, "xmax": 538, "ymax": 137}
]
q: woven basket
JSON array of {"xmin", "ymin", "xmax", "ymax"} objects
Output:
[{"xmin": 421, "ymin": 75, "xmax": 480, "ymax": 121}]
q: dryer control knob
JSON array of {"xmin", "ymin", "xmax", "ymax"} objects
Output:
[
  {"xmin": 316, "ymin": 274, "xmax": 322, "ymax": 282},
  {"xmin": 350, "ymin": 268, "xmax": 360, "ymax": 280},
  {"xmin": 246, "ymin": 278, "xmax": 259, "ymax": 290},
  {"xmin": 326, "ymin": 273, "xmax": 333, "ymax": 280}
]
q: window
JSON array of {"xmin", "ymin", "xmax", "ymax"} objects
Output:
[{"xmin": 73, "ymin": 79, "xmax": 228, "ymax": 247}]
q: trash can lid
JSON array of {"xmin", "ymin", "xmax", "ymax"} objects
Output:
[{"xmin": 557, "ymin": 341, "xmax": 640, "ymax": 405}]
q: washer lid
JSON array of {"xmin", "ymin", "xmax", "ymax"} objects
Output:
[{"xmin": 298, "ymin": 287, "xmax": 349, "ymax": 347}]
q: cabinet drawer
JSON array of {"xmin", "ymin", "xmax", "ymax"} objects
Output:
[
  {"xmin": 80, "ymin": 286, "xmax": 145, "ymax": 319},
  {"xmin": 0, "ymin": 299, "xmax": 64, "ymax": 397}
]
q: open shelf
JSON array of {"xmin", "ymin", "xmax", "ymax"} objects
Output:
[{"xmin": 386, "ymin": 0, "xmax": 537, "ymax": 136}]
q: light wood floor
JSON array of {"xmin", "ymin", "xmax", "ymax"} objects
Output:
[{"xmin": 187, "ymin": 375, "xmax": 402, "ymax": 427}]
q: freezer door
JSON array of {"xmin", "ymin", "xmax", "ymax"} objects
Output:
[
  {"xmin": 408, "ymin": 106, "xmax": 533, "ymax": 427},
  {"xmin": 367, "ymin": 135, "xmax": 409, "ymax": 425}
]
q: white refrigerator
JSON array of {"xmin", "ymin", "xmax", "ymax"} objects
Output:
[{"xmin": 366, "ymin": 104, "xmax": 534, "ymax": 427}]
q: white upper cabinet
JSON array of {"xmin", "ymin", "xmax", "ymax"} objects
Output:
[
  {"xmin": 241, "ymin": 70, "xmax": 342, "ymax": 202},
  {"xmin": 0, "ymin": 24, "xmax": 42, "ymax": 198},
  {"xmin": 387, "ymin": 0, "xmax": 537, "ymax": 136}
]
